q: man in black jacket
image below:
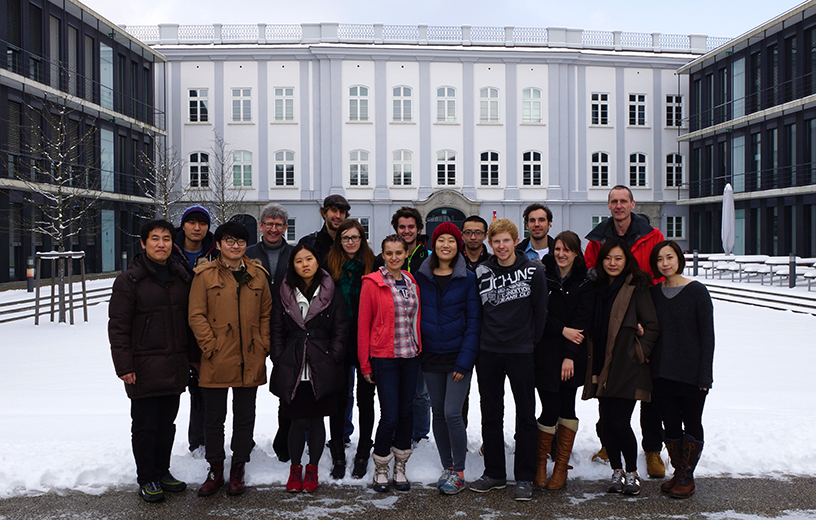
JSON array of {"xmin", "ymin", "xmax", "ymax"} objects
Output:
[
  {"xmin": 109, "ymin": 220, "xmax": 196, "ymax": 503},
  {"xmin": 299, "ymin": 195, "xmax": 350, "ymax": 262}
]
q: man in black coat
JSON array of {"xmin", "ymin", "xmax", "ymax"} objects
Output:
[
  {"xmin": 298, "ymin": 195, "xmax": 350, "ymax": 263},
  {"xmin": 109, "ymin": 220, "xmax": 197, "ymax": 503}
]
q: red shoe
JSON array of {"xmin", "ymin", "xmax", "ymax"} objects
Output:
[
  {"xmin": 302, "ymin": 464, "xmax": 319, "ymax": 492},
  {"xmin": 286, "ymin": 465, "xmax": 303, "ymax": 492}
]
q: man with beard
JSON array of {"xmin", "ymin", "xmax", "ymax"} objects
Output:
[
  {"xmin": 518, "ymin": 204, "xmax": 555, "ymax": 262},
  {"xmin": 299, "ymin": 195, "xmax": 351, "ymax": 262}
]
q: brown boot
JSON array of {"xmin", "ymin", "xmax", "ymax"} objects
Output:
[
  {"xmin": 668, "ymin": 434, "xmax": 703, "ymax": 499},
  {"xmin": 547, "ymin": 418, "xmax": 578, "ymax": 490},
  {"xmin": 533, "ymin": 423, "xmax": 556, "ymax": 488},
  {"xmin": 197, "ymin": 461, "xmax": 225, "ymax": 497},
  {"xmin": 591, "ymin": 446, "xmax": 609, "ymax": 463},
  {"xmin": 227, "ymin": 461, "xmax": 246, "ymax": 495},
  {"xmin": 646, "ymin": 450, "xmax": 666, "ymax": 478},
  {"xmin": 662, "ymin": 437, "xmax": 683, "ymax": 493}
]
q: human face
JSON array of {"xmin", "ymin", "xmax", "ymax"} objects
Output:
[
  {"xmin": 434, "ymin": 234, "xmax": 458, "ymax": 265},
  {"xmin": 340, "ymin": 227, "xmax": 363, "ymax": 257},
  {"xmin": 293, "ymin": 248, "xmax": 318, "ymax": 286},
  {"xmin": 141, "ymin": 227, "xmax": 173, "ymax": 265},
  {"xmin": 182, "ymin": 218, "xmax": 208, "ymax": 245},
  {"xmin": 259, "ymin": 217, "xmax": 287, "ymax": 246},
  {"xmin": 396, "ymin": 217, "xmax": 419, "ymax": 248},
  {"xmin": 489, "ymin": 231, "xmax": 519, "ymax": 267},
  {"xmin": 525, "ymin": 209, "xmax": 551, "ymax": 240},
  {"xmin": 656, "ymin": 245, "xmax": 681, "ymax": 278},
  {"xmin": 462, "ymin": 221, "xmax": 487, "ymax": 252},
  {"xmin": 553, "ymin": 240, "xmax": 578, "ymax": 271},
  {"xmin": 382, "ymin": 241, "xmax": 407, "ymax": 273},
  {"xmin": 602, "ymin": 246, "xmax": 627, "ymax": 281},
  {"xmin": 219, "ymin": 236, "xmax": 247, "ymax": 262},
  {"xmin": 607, "ymin": 189, "xmax": 636, "ymax": 223},
  {"xmin": 324, "ymin": 206, "xmax": 348, "ymax": 232}
]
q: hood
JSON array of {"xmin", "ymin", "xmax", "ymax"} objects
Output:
[{"xmin": 279, "ymin": 268, "xmax": 336, "ymax": 329}]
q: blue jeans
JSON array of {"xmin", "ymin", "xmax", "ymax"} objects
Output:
[
  {"xmin": 412, "ymin": 369, "xmax": 431, "ymax": 441},
  {"xmin": 424, "ymin": 369, "xmax": 473, "ymax": 472},
  {"xmin": 371, "ymin": 356, "xmax": 420, "ymax": 457}
]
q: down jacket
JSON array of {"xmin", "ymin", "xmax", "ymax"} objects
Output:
[
  {"xmin": 584, "ymin": 213, "xmax": 665, "ymax": 280},
  {"xmin": 414, "ymin": 257, "xmax": 481, "ymax": 375},
  {"xmin": 109, "ymin": 253, "xmax": 196, "ymax": 399},
  {"xmin": 269, "ymin": 271, "xmax": 348, "ymax": 404},
  {"xmin": 582, "ymin": 274, "xmax": 660, "ymax": 402},
  {"xmin": 188, "ymin": 256, "xmax": 272, "ymax": 388}
]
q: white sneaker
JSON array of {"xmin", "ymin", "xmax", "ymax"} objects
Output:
[{"xmin": 191, "ymin": 445, "xmax": 206, "ymax": 460}]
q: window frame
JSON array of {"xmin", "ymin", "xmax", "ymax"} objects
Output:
[
  {"xmin": 666, "ymin": 94, "xmax": 683, "ymax": 128},
  {"xmin": 231, "ymin": 87, "xmax": 252, "ymax": 123},
  {"xmin": 392, "ymin": 86, "xmax": 412, "ymax": 122},
  {"xmin": 232, "ymin": 150, "xmax": 252, "ymax": 187},
  {"xmin": 522, "ymin": 87, "xmax": 543, "ymax": 124},
  {"xmin": 436, "ymin": 149, "xmax": 457, "ymax": 186},
  {"xmin": 392, "ymin": 149, "xmax": 413, "ymax": 186},
  {"xmin": 666, "ymin": 153, "xmax": 683, "ymax": 188},
  {"xmin": 349, "ymin": 149, "xmax": 370, "ymax": 187},
  {"xmin": 273, "ymin": 86, "xmax": 295, "ymax": 122},
  {"xmin": 189, "ymin": 152, "xmax": 209, "ymax": 188},
  {"xmin": 591, "ymin": 92, "xmax": 609, "ymax": 125},
  {"xmin": 349, "ymin": 85, "xmax": 370, "ymax": 122},
  {"xmin": 479, "ymin": 87, "xmax": 500, "ymax": 123},
  {"xmin": 188, "ymin": 88, "xmax": 209, "ymax": 123},
  {"xmin": 436, "ymin": 86, "xmax": 456, "ymax": 122},
  {"xmin": 522, "ymin": 150, "xmax": 542, "ymax": 186},
  {"xmin": 628, "ymin": 93, "xmax": 647, "ymax": 126},
  {"xmin": 591, "ymin": 151, "xmax": 609, "ymax": 187},
  {"xmin": 274, "ymin": 149, "xmax": 296, "ymax": 187},
  {"xmin": 480, "ymin": 151, "xmax": 500, "ymax": 186},
  {"xmin": 666, "ymin": 215, "xmax": 685, "ymax": 240},
  {"xmin": 629, "ymin": 152, "xmax": 648, "ymax": 187}
]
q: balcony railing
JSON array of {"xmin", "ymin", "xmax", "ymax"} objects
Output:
[
  {"xmin": 121, "ymin": 23, "xmax": 728, "ymax": 54},
  {"xmin": 684, "ymin": 163, "xmax": 816, "ymax": 200}
]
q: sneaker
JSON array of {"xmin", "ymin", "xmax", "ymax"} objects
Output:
[
  {"xmin": 159, "ymin": 473, "xmax": 187, "ymax": 492},
  {"xmin": 286, "ymin": 465, "xmax": 303, "ymax": 492},
  {"xmin": 607, "ymin": 469, "xmax": 625, "ymax": 493},
  {"xmin": 469, "ymin": 474, "xmax": 507, "ymax": 493},
  {"xmin": 191, "ymin": 445, "xmax": 206, "ymax": 460},
  {"xmin": 513, "ymin": 480, "xmax": 533, "ymax": 501},
  {"xmin": 436, "ymin": 468, "xmax": 452, "ymax": 489},
  {"xmin": 622, "ymin": 471, "xmax": 641, "ymax": 495},
  {"xmin": 139, "ymin": 481, "xmax": 165, "ymax": 503},
  {"xmin": 439, "ymin": 472, "xmax": 465, "ymax": 495}
]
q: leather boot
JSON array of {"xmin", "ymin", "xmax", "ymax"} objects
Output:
[
  {"xmin": 226, "ymin": 461, "xmax": 246, "ymax": 495},
  {"xmin": 533, "ymin": 423, "xmax": 556, "ymax": 488},
  {"xmin": 547, "ymin": 418, "xmax": 578, "ymax": 490},
  {"xmin": 662, "ymin": 437, "xmax": 683, "ymax": 493},
  {"xmin": 372, "ymin": 452, "xmax": 393, "ymax": 492},
  {"xmin": 329, "ymin": 439, "xmax": 346, "ymax": 480},
  {"xmin": 646, "ymin": 450, "xmax": 666, "ymax": 478},
  {"xmin": 352, "ymin": 439, "xmax": 372, "ymax": 479},
  {"xmin": 197, "ymin": 461, "xmax": 225, "ymax": 497},
  {"xmin": 669, "ymin": 434, "xmax": 704, "ymax": 499},
  {"xmin": 391, "ymin": 447, "xmax": 412, "ymax": 491}
]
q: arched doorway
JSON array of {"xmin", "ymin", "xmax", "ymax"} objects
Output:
[
  {"xmin": 425, "ymin": 207, "xmax": 467, "ymax": 239},
  {"xmin": 231, "ymin": 214, "xmax": 258, "ymax": 245}
]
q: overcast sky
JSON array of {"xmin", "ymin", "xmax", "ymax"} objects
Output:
[{"xmin": 84, "ymin": 0, "xmax": 804, "ymax": 41}]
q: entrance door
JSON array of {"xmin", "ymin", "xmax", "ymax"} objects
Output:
[{"xmin": 425, "ymin": 207, "xmax": 467, "ymax": 240}]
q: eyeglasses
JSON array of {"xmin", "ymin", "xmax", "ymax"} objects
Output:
[
  {"xmin": 341, "ymin": 235, "xmax": 362, "ymax": 244},
  {"xmin": 462, "ymin": 230, "xmax": 485, "ymax": 237},
  {"xmin": 261, "ymin": 222, "xmax": 286, "ymax": 229},
  {"xmin": 223, "ymin": 238, "xmax": 247, "ymax": 247}
]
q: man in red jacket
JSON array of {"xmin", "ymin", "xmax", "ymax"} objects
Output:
[{"xmin": 584, "ymin": 185, "xmax": 667, "ymax": 479}]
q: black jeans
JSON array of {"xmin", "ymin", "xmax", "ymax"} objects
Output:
[
  {"xmin": 187, "ymin": 371, "xmax": 206, "ymax": 451},
  {"xmin": 476, "ymin": 351, "xmax": 538, "ymax": 482},
  {"xmin": 598, "ymin": 397, "xmax": 638, "ymax": 473},
  {"xmin": 202, "ymin": 386, "xmax": 258, "ymax": 464},
  {"xmin": 653, "ymin": 391, "xmax": 707, "ymax": 441},
  {"xmin": 640, "ymin": 400, "xmax": 665, "ymax": 452},
  {"xmin": 130, "ymin": 394, "xmax": 180, "ymax": 485}
]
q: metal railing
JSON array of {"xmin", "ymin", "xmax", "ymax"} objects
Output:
[{"xmin": 682, "ymin": 163, "xmax": 816, "ymax": 200}]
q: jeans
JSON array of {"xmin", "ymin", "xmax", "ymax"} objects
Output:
[
  {"xmin": 202, "ymin": 386, "xmax": 258, "ymax": 464},
  {"xmin": 371, "ymin": 356, "xmax": 419, "ymax": 457},
  {"xmin": 476, "ymin": 351, "xmax": 538, "ymax": 482},
  {"xmin": 640, "ymin": 400, "xmax": 665, "ymax": 452},
  {"xmin": 131, "ymin": 394, "xmax": 180, "ymax": 485},
  {"xmin": 424, "ymin": 370, "xmax": 472, "ymax": 472},
  {"xmin": 412, "ymin": 369, "xmax": 431, "ymax": 441}
]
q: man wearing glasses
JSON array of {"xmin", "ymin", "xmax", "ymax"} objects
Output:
[{"xmin": 462, "ymin": 215, "xmax": 490, "ymax": 272}]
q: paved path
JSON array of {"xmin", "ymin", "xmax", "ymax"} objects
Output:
[{"xmin": 2, "ymin": 477, "xmax": 815, "ymax": 519}]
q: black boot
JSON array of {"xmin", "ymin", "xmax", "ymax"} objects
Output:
[
  {"xmin": 329, "ymin": 439, "xmax": 346, "ymax": 480},
  {"xmin": 351, "ymin": 439, "xmax": 372, "ymax": 479}
]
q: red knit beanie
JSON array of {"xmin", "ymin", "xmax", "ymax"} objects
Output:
[{"xmin": 431, "ymin": 222, "xmax": 463, "ymax": 253}]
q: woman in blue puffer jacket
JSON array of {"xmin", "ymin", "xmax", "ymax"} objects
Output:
[{"xmin": 414, "ymin": 222, "xmax": 481, "ymax": 495}]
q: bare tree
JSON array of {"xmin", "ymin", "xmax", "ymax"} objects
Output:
[
  {"xmin": 138, "ymin": 141, "xmax": 187, "ymax": 222},
  {"xmin": 198, "ymin": 130, "xmax": 246, "ymax": 226}
]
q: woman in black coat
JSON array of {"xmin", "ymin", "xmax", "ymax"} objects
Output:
[
  {"xmin": 270, "ymin": 244, "xmax": 348, "ymax": 493},
  {"xmin": 534, "ymin": 231, "xmax": 594, "ymax": 490}
]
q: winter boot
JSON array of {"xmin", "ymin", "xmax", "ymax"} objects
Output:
[
  {"xmin": 328, "ymin": 439, "xmax": 346, "ymax": 480},
  {"xmin": 547, "ymin": 418, "xmax": 579, "ymax": 490},
  {"xmin": 352, "ymin": 439, "xmax": 372, "ymax": 479},
  {"xmin": 662, "ymin": 437, "xmax": 683, "ymax": 493},
  {"xmin": 668, "ymin": 434, "xmax": 704, "ymax": 499},
  {"xmin": 646, "ymin": 450, "xmax": 666, "ymax": 478},
  {"xmin": 592, "ymin": 446, "xmax": 609, "ymax": 464},
  {"xmin": 226, "ymin": 461, "xmax": 246, "ymax": 496},
  {"xmin": 302, "ymin": 464, "xmax": 319, "ymax": 492},
  {"xmin": 286, "ymin": 465, "xmax": 303, "ymax": 492},
  {"xmin": 372, "ymin": 451, "xmax": 393, "ymax": 492},
  {"xmin": 391, "ymin": 447, "xmax": 412, "ymax": 491},
  {"xmin": 533, "ymin": 423, "xmax": 556, "ymax": 488},
  {"xmin": 197, "ymin": 461, "xmax": 225, "ymax": 497}
]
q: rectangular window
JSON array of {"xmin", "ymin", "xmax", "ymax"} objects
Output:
[
  {"xmin": 189, "ymin": 89, "xmax": 209, "ymax": 123},
  {"xmin": 356, "ymin": 217, "xmax": 371, "ymax": 242},
  {"xmin": 232, "ymin": 151, "xmax": 252, "ymax": 187},
  {"xmin": 751, "ymin": 133, "xmax": 762, "ymax": 190},
  {"xmin": 768, "ymin": 44, "xmax": 779, "ymax": 107},
  {"xmin": 274, "ymin": 87, "xmax": 294, "ymax": 121},
  {"xmin": 733, "ymin": 135, "xmax": 745, "ymax": 192},
  {"xmin": 189, "ymin": 152, "xmax": 209, "ymax": 188},
  {"xmin": 480, "ymin": 88, "xmax": 499, "ymax": 123},
  {"xmin": 733, "ymin": 57, "xmax": 746, "ymax": 118},
  {"xmin": 349, "ymin": 150, "xmax": 369, "ymax": 186},
  {"xmin": 666, "ymin": 154, "xmax": 683, "ymax": 187},
  {"xmin": 522, "ymin": 88, "xmax": 542, "ymax": 123},
  {"xmin": 591, "ymin": 93, "xmax": 609, "ymax": 125},
  {"xmin": 436, "ymin": 87, "xmax": 455, "ymax": 122},
  {"xmin": 436, "ymin": 150, "xmax": 456, "ymax": 186},
  {"xmin": 232, "ymin": 88, "xmax": 251, "ymax": 122},
  {"xmin": 100, "ymin": 42, "xmax": 114, "ymax": 110},
  {"xmin": 349, "ymin": 86, "xmax": 369, "ymax": 122},
  {"xmin": 393, "ymin": 87, "xmax": 412, "ymax": 122},
  {"xmin": 591, "ymin": 215, "xmax": 609, "ymax": 228},
  {"xmin": 522, "ymin": 151, "xmax": 542, "ymax": 186},
  {"xmin": 770, "ymin": 127, "xmax": 778, "ymax": 189},
  {"xmin": 629, "ymin": 153, "xmax": 647, "ymax": 187},
  {"xmin": 480, "ymin": 151, "xmax": 499, "ymax": 186},
  {"xmin": 704, "ymin": 74, "xmax": 714, "ymax": 126},
  {"xmin": 393, "ymin": 150, "xmax": 412, "ymax": 186},
  {"xmin": 49, "ymin": 15, "xmax": 60, "ymax": 89},
  {"xmin": 666, "ymin": 216, "xmax": 684, "ymax": 239},
  {"xmin": 286, "ymin": 218, "xmax": 296, "ymax": 242},
  {"xmin": 628, "ymin": 94, "xmax": 646, "ymax": 126},
  {"xmin": 275, "ymin": 150, "xmax": 295, "ymax": 186},
  {"xmin": 750, "ymin": 51, "xmax": 762, "ymax": 113},
  {"xmin": 666, "ymin": 95, "xmax": 683, "ymax": 127},
  {"xmin": 591, "ymin": 152, "xmax": 609, "ymax": 187}
]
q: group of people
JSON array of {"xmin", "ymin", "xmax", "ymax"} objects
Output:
[{"xmin": 109, "ymin": 185, "xmax": 714, "ymax": 504}]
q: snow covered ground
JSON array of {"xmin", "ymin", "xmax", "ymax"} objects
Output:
[{"xmin": 0, "ymin": 279, "xmax": 815, "ymax": 498}]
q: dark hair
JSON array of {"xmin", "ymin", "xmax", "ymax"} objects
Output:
[
  {"xmin": 140, "ymin": 219, "xmax": 176, "ymax": 243},
  {"xmin": 462, "ymin": 215, "xmax": 488, "ymax": 232},
  {"xmin": 429, "ymin": 233, "xmax": 460, "ymax": 270},
  {"xmin": 649, "ymin": 240, "xmax": 686, "ymax": 279},
  {"xmin": 325, "ymin": 219, "xmax": 375, "ymax": 281},
  {"xmin": 381, "ymin": 233, "xmax": 408, "ymax": 253},
  {"xmin": 286, "ymin": 243, "xmax": 323, "ymax": 293},
  {"xmin": 553, "ymin": 231, "xmax": 584, "ymax": 270},
  {"xmin": 608, "ymin": 185, "xmax": 634, "ymax": 203},
  {"xmin": 214, "ymin": 221, "xmax": 249, "ymax": 243},
  {"xmin": 594, "ymin": 238, "xmax": 652, "ymax": 289},
  {"xmin": 523, "ymin": 203, "xmax": 553, "ymax": 224},
  {"xmin": 391, "ymin": 206, "xmax": 424, "ymax": 232}
]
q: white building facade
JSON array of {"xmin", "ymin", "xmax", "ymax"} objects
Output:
[{"xmin": 128, "ymin": 23, "xmax": 729, "ymax": 248}]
